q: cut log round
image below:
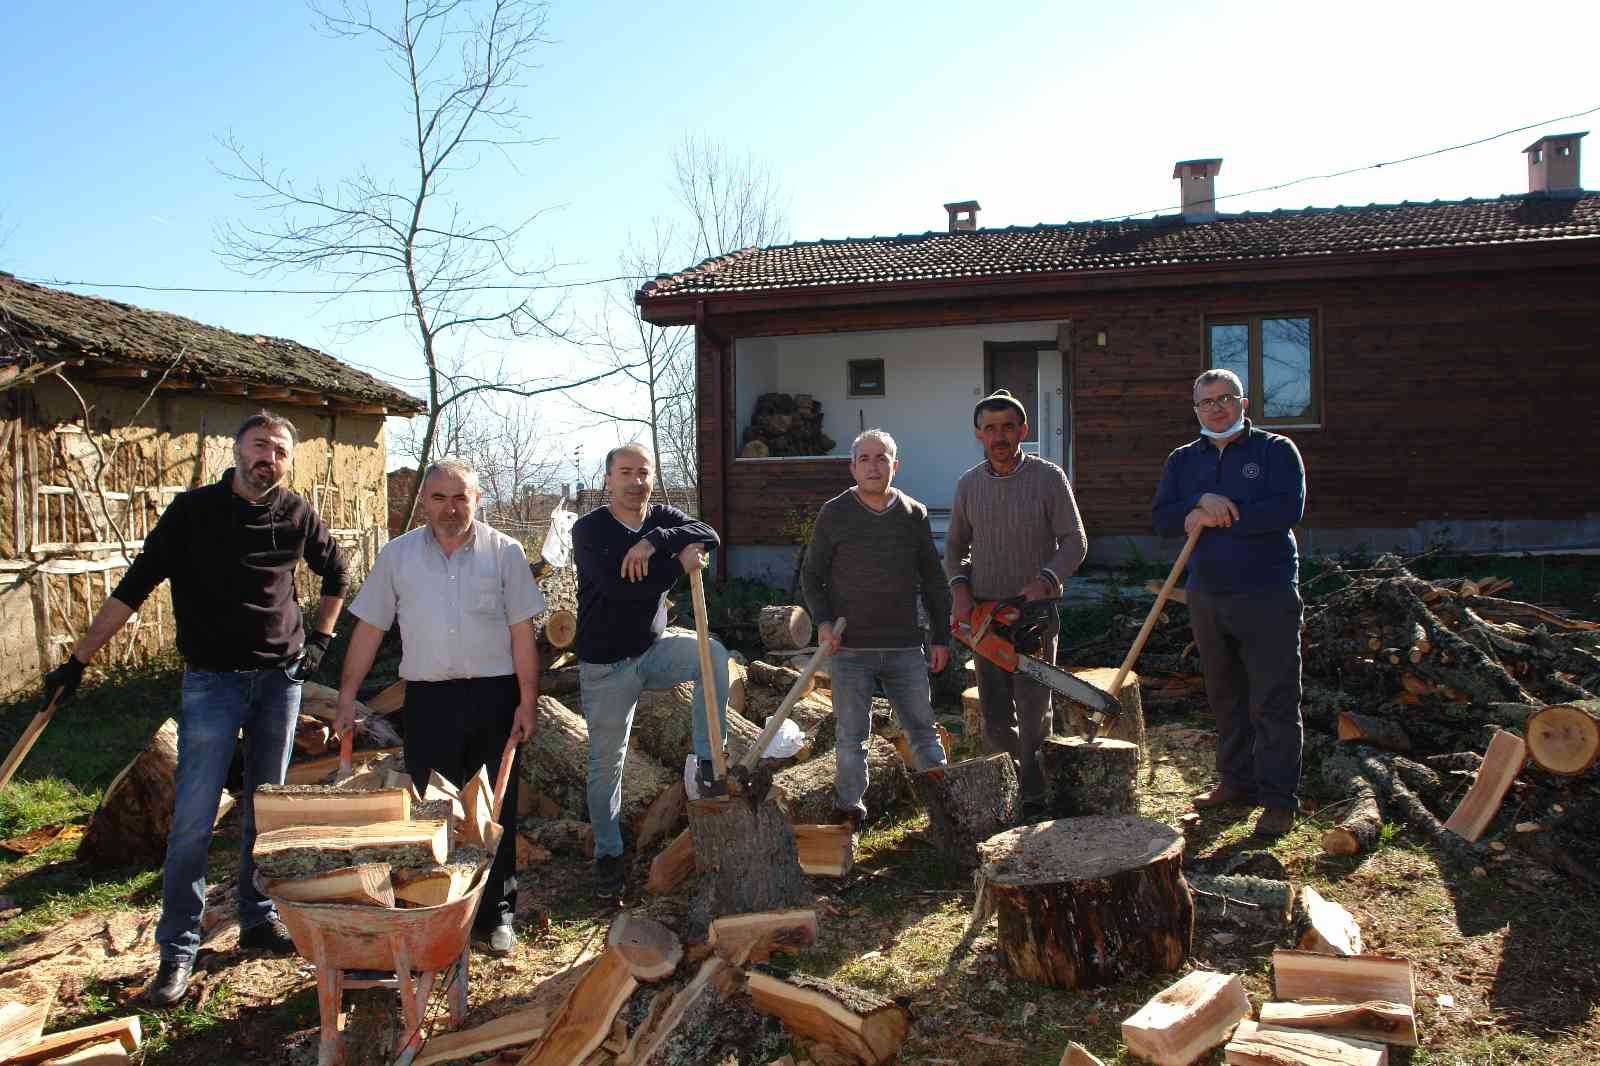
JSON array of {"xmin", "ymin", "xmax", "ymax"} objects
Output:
[
  {"xmin": 686, "ymin": 791, "xmax": 813, "ymax": 939},
  {"xmin": 974, "ymin": 815, "xmax": 1192, "ymax": 989},
  {"xmin": 1037, "ymin": 736, "xmax": 1138, "ymax": 818},
  {"xmin": 607, "ymin": 913, "xmax": 683, "ymax": 982},
  {"xmin": 911, "ymin": 753, "xmax": 1019, "ymax": 868},
  {"xmin": 77, "ymin": 719, "xmax": 179, "ymax": 867},
  {"xmin": 1063, "ymin": 667, "xmax": 1146, "ymax": 752},
  {"xmin": 771, "ymin": 734, "xmax": 912, "ymax": 825},
  {"xmin": 1319, "ymin": 751, "xmax": 1382, "ymax": 857},
  {"xmin": 1524, "ymin": 700, "xmax": 1600, "ymax": 775},
  {"xmin": 541, "ymin": 609, "xmax": 577, "ymax": 651},
  {"xmin": 759, "ymin": 606, "xmax": 813, "ymax": 651}
]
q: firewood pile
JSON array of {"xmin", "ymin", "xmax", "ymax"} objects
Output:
[
  {"xmin": 1065, "ymin": 554, "xmax": 1600, "ymax": 889},
  {"xmin": 252, "ymin": 757, "xmax": 498, "ymax": 909},
  {"xmin": 740, "ymin": 393, "xmax": 835, "ymax": 458}
]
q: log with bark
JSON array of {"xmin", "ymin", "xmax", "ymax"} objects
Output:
[
  {"xmin": 1121, "ymin": 970, "xmax": 1250, "ymax": 1066},
  {"xmin": 745, "ymin": 964, "xmax": 910, "ymax": 1065},
  {"xmin": 911, "ymin": 753, "xmax": 1019, "ymax": 868},
  {"xmin": 1037, "ymin": 736, "xmax": 1138, "ymax": 818},
  {"xmin": 1061, "ymin": 667, "xmax": 1146, "ymax": 752},
  {"xmin": 1186, "ymin": 873, "xmax": 1294, "ymax": 933},
  {"xmin": 1524, "ymin": 699, "xmax": 1600, "ymax": 775},
  {"xmin": 608, "ymin": 913, "xmax": 683, "ymax": 981},
  {"xmin": 759, "ymin": 606, "xmax": 813, "ymax": 652},
  {"xmin": 630, "ymin": 682, "xmax": 765, "ymax": 770},
  {"xmin": 1224, "ymin": 1019, "xmax": 1388, "ymax": 1066},
  {"xmin": 771, "ymin": 735, "xmax": 912, "ymax": 825},
  {"xmin": 252, "ymin": 820, "xmax": 448, "ymax": 880},
  {"xmin": 77, "ymin": 719, "xmax": 179, "ymax": 867},
  {"xmin": 707, "ymin": 909, "xmax": 818, "ymax": 966},
  {"xmin": 1355, "ymin": 751, "xmax": 1482, "ymax": 870},
  {"xmin": 524, "ymin": 818, "xmax": 595, "ymax": 859},
  {"xmin": 687, "ymin": 791, "xmax": 813, "ymax": 939},
  {"xmin": 973, "ymin": 816, "xmax": 1192, "ymax": 988},
  {"xmin": 251, "ymin": 785, "xmax": 411, "ymax": 834}
]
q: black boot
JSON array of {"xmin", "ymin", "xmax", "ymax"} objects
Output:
[{"xmin": 147, "ymin": 957, "xmax": 193, "ymax": 1006}]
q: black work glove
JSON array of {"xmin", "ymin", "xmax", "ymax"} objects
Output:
[
  {"xmin": 292, "ymin": 631, "xmax": 333, "ymax": 682},
  {"xmin": 43, "ymin": 654, "xmax": 87, "ymax": 705}
]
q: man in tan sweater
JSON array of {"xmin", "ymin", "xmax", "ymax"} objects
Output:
[{"xmin": 944, "ymin": 388, "xmax": 1087, "ymax": 817}]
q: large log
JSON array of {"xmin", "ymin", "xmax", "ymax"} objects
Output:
[
  {"xmin": 747, "ymin": 660, "xmax": 814, "ymax": 699},
  {"xmin": 974, "ymin": 816, "xmax": 1192, "ymax": 989},
  {"xmin": 1441, "ymin": 730, "xmax": 1526, "ymax": 843},
  {"xmin": 252, "ymin": 820, "xmax": 448, "ymax": 880},
  {"xmin": 1225, "ymin": 1019, "xmax": 1388, "ymax": 1066},
  {"xmin": 745, "ymin": 965, "xmax": 910, "ymax": 1065},
  {"xmin": 631, "ymin": 682, "xmax": 765, "ymax": 770},
  {"xmin": 1121, "ymin": 971, "xmax": 1250, "ymax": 1066},
  {"xmin": 911, "ymin": 753, "xmax": 1020, "ymax": 868},
  {"xmin": 1037, "ymin": 737, "xmax": 1138, "ymax": 818},
  {"xmin": 1524, "ymin": 700, "xmax": 1600, "ymax": 775},
  {"xmin": 686, "ymin": 792, "xmax": 812, "ymax": 938},
  {"xmin": 771, "ymin": 735, "xmax": 912, "ymax": 825},
  {"xmin": 1061, "ymin": 667, "xmax": 1146, "ymax": 751},
  {"xmin": 758, "ymin": 606, "xmax": 813, "ymax": 651},
  {"xmin": 252, "ymin": 786, "xmax": 411, "ymax": 834},
  {"xmin": 76, "ymin": 719, "xmax": 179, "ymax": 866},
  {"xmin": 520, "ymin": 696, "xmax": 683, "ymax": 853}
]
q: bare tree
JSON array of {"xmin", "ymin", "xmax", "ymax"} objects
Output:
[
  {"xmin": 471, "ymin": 393, "xmax": 565, "ymax": 524},
  {"xmin": 217, "ymin": 0, "xmax": 628, "ymax": 525},
  {"xmin": 574, "ymin": 138, "xmax": 788, "ymax": 500}
]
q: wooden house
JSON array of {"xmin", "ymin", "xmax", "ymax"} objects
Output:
[
  {"xmin": 636, "ymin": 134, "xmax": 1600, "ymax": 583},
  {"xmin": 0, "ymin": 272, "xmax": 424, "ymax": 698}
]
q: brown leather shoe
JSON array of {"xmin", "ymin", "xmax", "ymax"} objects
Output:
[
  {"xmin": 1192, "ymin": 786, "xmax": 1255, "ymax": 810},
  {"xmin": 1254, "ymin": 807, "xmax": 1295, "ymax": 837}
]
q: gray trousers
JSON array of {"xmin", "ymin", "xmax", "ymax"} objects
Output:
[
  {"xmin": 974, "ymin": 616, "xmax": 1058, "ymax": 804},
  {"xmin": 1188, "ymin": 583, "xmax": 1304, "ymax": 810}
]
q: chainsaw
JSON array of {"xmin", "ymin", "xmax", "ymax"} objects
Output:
[{"xmin": 951, "ymin": 597, "xmax": 1122, "ymax": 738}]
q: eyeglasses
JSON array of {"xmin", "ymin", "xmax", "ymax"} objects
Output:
[{"xmin": 1193, "ymin": 395, "xmax": 1242, "ymax": 412}]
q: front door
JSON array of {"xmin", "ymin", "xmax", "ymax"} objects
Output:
[
  {"xmin": 986, "ymin": 346, "xmax": 1039, "ymax": 446},
  {"xmin": 985, "ymin": 342, "xmax": 1066, "ymax": 468}
]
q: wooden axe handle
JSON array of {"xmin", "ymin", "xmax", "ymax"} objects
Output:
[
  {"xmin": 338, "ymin": 727, "xmax": 354, "ymax": 779},
  {"xmin": 0, "ymin": 689, "xmax": 64, "ymax": 791},
  {"xmin": 688, "ymin": 564, "xmax": 727, "ymax": 780},
  {"xmin": 1110, "ymin": 526, "xmax": 1201, "ymax": 695},
  {"xmin": 737, "ymin": 619, "xmax": 846, "ymax": 773}
]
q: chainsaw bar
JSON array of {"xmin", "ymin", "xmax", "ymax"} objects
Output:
[{"xmin": 1012, "ymin": 654, "xmax": 1120, "ymax": 718}]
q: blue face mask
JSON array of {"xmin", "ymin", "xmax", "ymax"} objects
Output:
[{"xmin": 1200, "ymin": 415, "xmax": 1245, "ymax": 439}]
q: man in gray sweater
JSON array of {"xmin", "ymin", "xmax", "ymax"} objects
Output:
[
  {"xmin": 802, "ymin": 429, "xmax": 950, "ymax": 829},
  {"xmin": 945, "ymin": 388, "xmax": 1087, "ymax": 817}
]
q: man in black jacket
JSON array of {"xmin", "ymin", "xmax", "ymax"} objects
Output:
[
  {"xmin": 41, "ymin": 412, "xmax": 348, "ymax": 1005},
  {"xmin": 572, "ymin": 443, "xmax": 725, "ymax": 900}
]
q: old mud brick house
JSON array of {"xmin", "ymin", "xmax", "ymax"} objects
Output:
[
  {"xmin": 0, "ymin": 272, "xmax": 424, "ymax": 699},
  {"xmin": 636, "ymin": 133, "xmax": 1600, "ymax": 584}
]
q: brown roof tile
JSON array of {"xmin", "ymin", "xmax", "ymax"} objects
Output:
[
  {"xmin": 0, "ymin": 272, "xmax": 424, "ymax": 412},
  {"xmin": 637, "ymin": 194, "xmax": 1600, "ymax": 300}
]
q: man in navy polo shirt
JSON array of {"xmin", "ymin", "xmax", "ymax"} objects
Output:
[{"xmin": 1152, "ymin": 369, "xmax": 1306, "ymax": 838}]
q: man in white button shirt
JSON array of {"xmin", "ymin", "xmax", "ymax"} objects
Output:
[{"xmin": 335, "ymin": 459, "xmax": 543, "ymax": 956}]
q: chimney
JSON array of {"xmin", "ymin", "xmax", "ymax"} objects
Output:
[
  {"xmin": 1172, "ymin": 158, "xmax": 1223, "ymax": 222},
  {"xmin": 944, "ymin": 200, "xmax": 980, "ymax": 232},
  {"xmin": 1524, "ymin": 132, "xmax": 1586, "ymax": 196}
]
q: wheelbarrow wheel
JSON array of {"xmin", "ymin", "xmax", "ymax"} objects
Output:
[{"xmin": 344, "ymin": 987, "xmax": 400, "ymax": 1066}]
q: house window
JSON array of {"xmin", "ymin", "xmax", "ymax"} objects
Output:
[
  {"xmin": 847, "ymin": 358, "xmax": 885, "ymax": 397},
  {"xmin": 1205, "ymin": 314, "xmax": 1319, "ymax": 426}
]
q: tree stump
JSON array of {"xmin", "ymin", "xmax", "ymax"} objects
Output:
[
  {"xmin": 686, "ymin": 789, "xmax": 812, "ymax": 940},
  {"xmin": 1037, "ymin": 737, "xmax": 1138, "ymax": 817},
  {"xmin": 910, "ymin": 753, "xmax": 1019, "ymax": 868},
  {"xmin": 78, "ymin": 718, "xmax": 181, "ymax": 866},
  {"xmin": 759, "ymin": 606, "xmax": 813, "ymax": 651},
  {"xmin": 1061, "ymin": 668, "xmax": 1145, "ymax": 753},
  {"xmin": 974, "ymin": 815, "xmax": 1192, "ymax": 989}
]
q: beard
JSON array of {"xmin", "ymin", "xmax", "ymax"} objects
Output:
[{"xmin": 236, "ymin": 456, "xmax": 283, "ymax": 493}]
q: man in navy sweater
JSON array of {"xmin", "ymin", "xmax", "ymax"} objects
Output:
[
  {"xmin": 1152, "ymin": 369, "xmax": 1307, "ymax": 838},
  {"xmin": 572, "ymin": 443, "xmax": 727, "ymax": 899}
]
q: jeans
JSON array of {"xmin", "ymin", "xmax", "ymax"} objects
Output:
[
  {"xmin": 1188, "ymin": 583, "xmax": 1305, "ymax": 810},
  {"xmin": 155, "ymin": 666, "xmax": 301, "ymax": 963},
  {"xmin": 579, "ymin": 631, "xmax": 729, "ymax": 859},
  {"xmin": 974, "ymin": 614, "xmax": 1059, "ymax": 805},
  {"xmin": 402, "ymin": 676, "xmax": 521, "ymax": 932},
  {"xmin": 829, "ymin": 647, "xmax": 947, "ymax": 818}
]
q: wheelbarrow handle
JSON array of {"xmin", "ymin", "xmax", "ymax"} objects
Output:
[{"xmin": 490, "ymin": 734, "xmax": 518, "ymax": 822}]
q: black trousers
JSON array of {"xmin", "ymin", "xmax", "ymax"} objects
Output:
[{"xmin": 402, "ymin": 675, "xmax": 521, "ymax": 931}]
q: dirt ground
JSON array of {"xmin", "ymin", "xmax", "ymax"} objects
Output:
[{"xmin": 3, "ymin": 712, "xmax": 1596, "ymax": 1065}]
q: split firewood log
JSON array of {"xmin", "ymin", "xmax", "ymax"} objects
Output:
[
  {"xmin": 5, "ymin": 1016, "xmax": 141, "ymax": 1064},
  {"xmin": 758, "ymin": 605, "xmax": 812, "ymax": 651},
  {"xmin": 1257, "ymin": 1001, "xmax": 1418, "ymax": 1048},
  {"xmin": 620, "ymin": 957, "xmax": 772, "ymax": 1066},
  {"xmin": 521, "ymin": 696, "xmax": 683, "ymax": 853},
  {"xmin": 645, "ymin": 828, "xmax": 696, "ymax": 895},
  {"xmin": 265, "ymin": 864, "xmax": 395, "ymax": 907},
  {"xmin": 1121, "ymin": 970, "xmax": 1250, "ymax": 1066},
  {"xmin": 0, "ymin": 994, "xmax": 53, "ymax": 1061},
  {"xmin": 252, "ymin": 820, "xmax": 448, "ymax": 880},
  {"xmin": 707, "ymin": 909, "xmax": 818, "ymax": 965},
  {"xmin": 745, "ymin": 964, "xmax": 910, "ymax": 1065},
  {"xmin": 365, "ymin": 679, "xmax": 406, "ymax": 715},
  {"xmin": 792, "ymin": 823, "xmax": 854, "ymax": 877},
  {"xmin": 77, "ymin": 719, "xmax": 179, "ymax": 867},
  {"xmin": 391, "ymin": 864, "xmax": 477, "ymax": 907},
  {"xmin": 252, "ymin": 785, "xmax": 411, "ymax": 834},
  {"xmin": 1060, "ymin": 1043, "xmax": 1107, "ymax": 1066},
  {"xmin": 1441, "ymin": 729, "xmax": 1526, "ymax": 843},
  {"xmin": 1295, "ymin": 886, "xmax": 1362, "ymax": 956},
  {"xmin": 1272, "ymin": 949, "xmax": 1414, "ymax": 1008},
  {"xmin": 413, "ymin": 1002, "xmax": 555, "ymax": 1066},
  {"xmin": 514, "ymin": 946, "xmax": 636, "ymax": 1066},
  {"xmin": 1224, "ymin": 1019, "xmax": 1388, "ymax": 1066},
  {"xmin": 283, "ymin": 747, "xmax": 403, "ymax": 786}
]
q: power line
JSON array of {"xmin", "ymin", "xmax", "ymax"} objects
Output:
[
  {"xmin": 1102, "ymin": 103, "xmax": 1600, "ymax": 222},
  {"xmin": 9, "ymin": 273, "xmax": 650, "ymax": 297}
]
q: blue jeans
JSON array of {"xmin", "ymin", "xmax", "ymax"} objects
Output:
[
  {"xmin": 155, "ymin": 666, "xmax": 301, "ymax": 963},
  {"xmin": 579, "ymin": 632, "xmax": 729, "ymax": 859},
  {"xmin": 829, "ymin": 647, "xmax": 947, "ymax": 818}
]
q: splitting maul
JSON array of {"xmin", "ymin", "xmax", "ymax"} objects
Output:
[{"xmin": 952, "ymin": 597, "xmax": 1124, "ymax": 738}]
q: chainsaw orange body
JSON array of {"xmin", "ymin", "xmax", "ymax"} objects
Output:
[{"xmin": 951, "ymin": 597, "xmax": 1121, "ymax": 723}]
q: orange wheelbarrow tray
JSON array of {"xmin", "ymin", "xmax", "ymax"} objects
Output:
[{"xmin": 261, "ymin": 735, "xmax": 515, "ymax": 1066}]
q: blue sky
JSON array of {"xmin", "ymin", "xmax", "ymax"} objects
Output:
[{"xmin": 4, "ymin": 0, "xmax": 1597, "ymax": 470}]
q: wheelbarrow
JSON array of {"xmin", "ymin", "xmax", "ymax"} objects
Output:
[{"xmin": 261, "ymin": 733, "xmax": 515, "ymax": 1066}]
